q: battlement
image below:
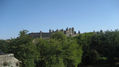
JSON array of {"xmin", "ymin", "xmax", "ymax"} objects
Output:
[{"xmin": 29, "ymin": 27, "xmax": 79, "ymax": 39}]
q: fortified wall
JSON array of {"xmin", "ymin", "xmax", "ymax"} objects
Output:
[{"xmin": 29, "ymin": 27, "xmax": 80, "ymax": 39}]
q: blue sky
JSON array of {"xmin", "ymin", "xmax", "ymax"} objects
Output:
[{"xmin": 0, "ymin": 0, "xmax": 119, "ymax": 39}]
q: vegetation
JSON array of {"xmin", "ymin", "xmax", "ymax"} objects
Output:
[
  {"xmin": 0, "ymin": 31, "xmax": 82, "ymax": 67},
  {"xmin": 1, "ymin": 29, "xmax": 119, "ymax": 67}
]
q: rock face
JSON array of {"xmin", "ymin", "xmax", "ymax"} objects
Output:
[
  {"xmin": 0, "ymin": 54, "xmax": 21, "ymax": 67},
  {"xmin": 29, "ymin": 27, "xmax": 79, "ymax": 39}
]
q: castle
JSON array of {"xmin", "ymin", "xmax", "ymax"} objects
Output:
[{"xmin": 29, "ymin": 27, "xmax": 79, "ymax": 39}]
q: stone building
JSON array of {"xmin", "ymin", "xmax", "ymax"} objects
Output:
[
  {"xmin": 0, "ymin": 52, "xmax": 21, "ymax": 67},
  {"xmin": 29, "ymin": 27, "xmax": 79, "ymax": 39}
]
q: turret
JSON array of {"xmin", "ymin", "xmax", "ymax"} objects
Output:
[
  {"xmin": 49, "ymin": 29, "xmax": 51, "ymax": 33},
  {"xmin": 72, "ymin": 27, "xmax": 74, "ymax": 34},
  {"xmin": 78, "ymin": 30, "xmax": 80, "ymax": 34},
  {"xmin": 72, "ymin": 27, "xmax": 74, "ymax": 32},
  {"xmin": 52, "ymin": 30, "xmax": 54, "ymax": 32},
  {"xmin": 40, "ymin": 31, "xmax": 42, "ymax": 38},
  {"xmin": 66, "ymin": 27, "xmax": 68, "ymax": 31}
]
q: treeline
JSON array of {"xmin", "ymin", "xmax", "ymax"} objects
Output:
[
  {"xmin": 0, "ymin": 30, "xmax": 82, "ymax": 67},
  {"xmin": 0, "ymin": 29, "xmax": 119, "ymax": 67},
  {"xmin": 77, "ymin": 30, "xmax": 119, "ymax": 65}
]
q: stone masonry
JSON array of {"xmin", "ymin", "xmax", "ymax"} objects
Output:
[
  {"xmin": 0, "ymin": 54, "xmax": 21, "ymax": 67},
  {"xmin": 29, "ymin": 27, "xmax": 79, "ymax": 39}
]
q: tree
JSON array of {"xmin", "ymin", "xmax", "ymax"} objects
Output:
[
  {"xmin": 35, "ymin": 38, "xmax": 65, "ymax": 67},
  {"xmin": 8, "ymin": 30, "xmax": 38, "ymax": 67},
  {"xmin": 35, "ymin": 32, "xmax": 83, "ymax": 67},
  {"xmin": 51, "ymin": 32, "xmax": 66, "ymax": 41},
  {"xmin": 0, "ymin": 40, "xmax": 9, "ymax": 53},
  {"xmin": 63, "ymin": 38, "xmax": 83, "ymax": 67}
]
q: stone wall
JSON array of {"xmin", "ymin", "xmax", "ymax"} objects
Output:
[
  {"xmin": 0, "ymin": 54, "xmax": 20, "ymax": 67},
  {"xmin": 29, "ymin": 27, "xmax": 78, "ymax": 39}
]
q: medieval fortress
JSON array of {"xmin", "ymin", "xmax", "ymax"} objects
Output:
[{"xmin": 29, "ymin": 27, "xmax": 80, "ymax": 39}]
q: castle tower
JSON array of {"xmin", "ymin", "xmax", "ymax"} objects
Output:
[
  {"xmin": 49, "ymin": 29, "xmax": 51, "ymax": 33},
  {"xmin": 52, "ymin": 30, "xmax": 54, "ymax": 32},
  {"xmin": 72, "ymin": 27, "xmax": 74, "ymax": 34},
  {"xmin": 40, "ymin": 31, "xmax": 42, "ymax": 38},
  {"xmin": 66, "ymin": 27, "xmax": 68, "ymax": 31},
  {"xmin": 78, "ymin": 30, "xmax": 80, "ymax": 34}
]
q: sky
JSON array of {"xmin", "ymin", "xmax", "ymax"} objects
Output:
[{"xmin": 0, "ymin": 0, "xmax": 119, "ymax": 39}]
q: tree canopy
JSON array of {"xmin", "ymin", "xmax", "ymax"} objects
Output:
[{"xmin": 1, "ymin": 29, "xmax": 119, "ymax": 67}]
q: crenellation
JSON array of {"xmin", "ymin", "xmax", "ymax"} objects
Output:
[{"xmin": 29, "ymin": 27, "xmax": 79, "ymax": 39}]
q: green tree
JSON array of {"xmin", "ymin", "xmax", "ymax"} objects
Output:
[
  {"xmin": 35, "ymin": 38, "xmax": 65, "ymax": 67},
  {"xmin": 51, "ymin": 32, "xmax": 66, "ymax": 41},
  {"xmin": 8, "ymin": 30, "xmax": 38, "ymax": 67},
  {"xmin": 0, "ymin": 40, "xmax": 9, "ymax": 53}
]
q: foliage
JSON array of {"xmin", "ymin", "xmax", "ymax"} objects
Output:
[
  {"xmin": 2, "ymin": 29, "xmax": 119, "ymax": 67},
  {"xmin": 35, "ymin": 32, "xmax": 83, "ymax": 67},
  {"xmin": 0, "ymin": 40, "xmax": 9, "ymax": 53},
  {"xmin": 77, "ymin": 30, "xmax": 119, "ymax": 65},
  {"xmin": 51, "ymin": 31, "xmax": 66, "ymax": 41},
  {"xmin": 8, "ymin": 30, "xmax": 38, "ymax": 67}
]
